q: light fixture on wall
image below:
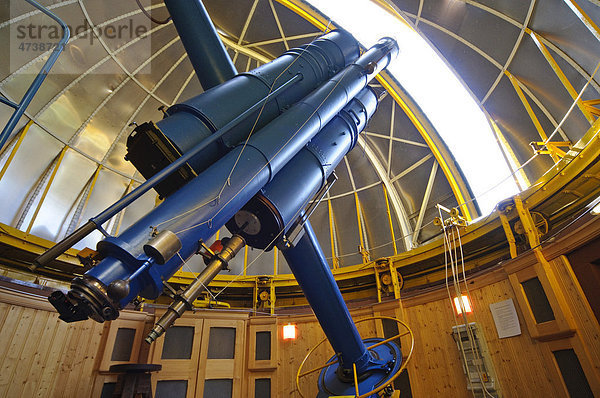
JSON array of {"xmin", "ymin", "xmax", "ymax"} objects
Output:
[
  {"xmin": 453, "ymin": 295, "xmax": 472, "ymax": 315},
  {"xmin": 283, "ymin": 323, "xmax": 297, "ymax": 340}
]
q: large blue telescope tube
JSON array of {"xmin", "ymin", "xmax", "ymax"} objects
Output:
[
  {"xmin": 228, "ymin": 88, "xmax": 377, "ymax": 249},
  {"xmin": 145, "ymin": 87, "xmax": 379, "ymax": 344},
  {"xmin": 126, "ymin": 30, "xmax": 359, "ymax": 197},
  {"xmin": 50, "ymin": 38, "xmax": 398, "ymax": 330},
  {"xmin": 224, "ymin": 87, "xmax": 377, "ymax": 372},
  {"xmin": 227, "ymin": 85, "xmax": 400, "ymax": 385},
  {"xmin": 34, "ymin": 30, "xmax": 358, "ymax": 269}
]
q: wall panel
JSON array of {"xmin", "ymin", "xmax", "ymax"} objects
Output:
[
  {"xmin": 0, "ymin": 288, "xmax": 104, "ymax": 398},
  {"xmin": 1, "ymin": 248, "xmax": 599, "ymax": 398}
]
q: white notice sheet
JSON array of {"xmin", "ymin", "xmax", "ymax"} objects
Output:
[{"xmin": 489, "ymin": 298, "xmax": 521, "ymax": 338}]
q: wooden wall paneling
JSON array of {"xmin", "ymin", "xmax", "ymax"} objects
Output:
[
  {"xmin": 51, "ymin": 319, "xmax": 88, "ymax": 396},
  {"xmin": 247, "ymin": 371, "xmax": 276, "ymax": 398},
  {"xmin": 467, "ymin": 279, "xmax": 565, "ymax": 398},
  {"xmin": 545, "ymin": 337, "xmax": 599, "ymax": 397},
  {"xmin": 21, "ymin": 311, "xmax": 60, "ymax": 397},
  {"xmin": 5, "ymin": 309, "xmax": 50, "ymax": 398},
  {"xmin": 508, "ymin": 264, "xmax": 575, "ymax": 340},
  {"xmin": 353, "ymin": 308, "xmax": 377, "ymax": 341},
  {"xmin": 278, "ymin": 316, "xmax": 329, "ymax": 397},
  {"xmin": 90, "ymin": 374, "xmax": 118, "ymax": 398},
  {"xmin": 98, "ymin": 318, "xmax": 146, "ymax": 371},
  {"xmin": 33, "ymin": 314, "xmax": 69, "ymax": 398},
  {"xmin": 247, "ymin": 318, "xmax": 278, "ymax": 370},
  {"xmin": 150, "ymin": 314, "xmax": 203, "ymax": 398},
  {"xmin": 550, "ymin": 256, "xmax": 600, "ymax": 394},
  {"xmin": 0, "ymin": 306, "xmax": 35, "ymax": 397},
  {"xmin": 71, "ymin": 321, "xmax": 105, "ymax": 397},
  {"xmin": 372, "ymin": 300, "xmax": 413, "ymax": 396},
  {"xmin": 0, "ymin": 302, "xmax": 9, "ymax": 329},
  {"xmin": 195, "ymin": 318, "xmax": 245, "ymax": 398},
  {"xmin": 404, "ymin": 296, "xmax": 470, "ymax": 397}
]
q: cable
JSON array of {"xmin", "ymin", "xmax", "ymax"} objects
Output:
[
  {"xmin": 135, "ymin": 0, "xmax": 171, "ymax": 25},
  {"xmin": 439, "ymin": 206, "xmax": 495, "ymax": 398}
]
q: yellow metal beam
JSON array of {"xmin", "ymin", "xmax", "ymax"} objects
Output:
[
  {"xmin": 562, "ymin": 0, "xmax": 600, "ymax": 42},
  {"xmin": 327, "ymin": 199, "xmax": 340, "ymax": 269},
  {"xmin": 531, "ymin": 141, "xmax": 572, "ymax": 159},
  {"xmin": 382, "ymin": 184, "xmax": 398, "ymax": 255},
  {"xmin": 374, "ymin": 267, "xmax": 382, "ymax": 303},
  {"xmin": 498, "ymin": 208, "xmax": 517, "ymax": 258},
  {"xmin": 26, "ymin": 146, "xmax": 68, "ymax": 234},
  {"xmin": 505, "ymin": 71, "xmax": 551, "ymax": 142},
  {"xmin": 389, "ymin": 260, "xmax": 402, "ymax": 299},
  {"xmin": 243, "ymin": 245, "xmax": 249, "ymax": 276},
  {"xmin": 489, "ymin": 119, "xmax": 531, "ymax": 190},
  {"xmin": 354, "ymin": 192, "xmax": 370, "ymax": 263},
  {"xmin": 269, "ymin": 278, "xmax": 276, "ymax": 315},
  {"xmin": 77, "ymin": 165, "xmax": 103, "ymax": 227},
  {"xmin": 528, "ymin": 30, "xmax": 595, "ymax": 125},
  {"xmin": 113, "ymin": 179, "xmax": 135, "ymax": 236},
  {"xmin": 0, "ymin": 120, "xmax": 33, "ymax": 182},
  {"xmin": 377, "ymin": 75, "xmax": 476, "ymax": 221},
  {"xmin": 583, "ymin": 99, "xmax": 600, "ymax": 118}
]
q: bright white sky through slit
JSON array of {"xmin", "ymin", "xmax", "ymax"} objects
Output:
[{"xmin": 308, "ymin": 0, "xmax": 519, "ymax": 216}]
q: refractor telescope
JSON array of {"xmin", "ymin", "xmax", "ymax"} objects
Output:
[{"xmin": 38, "ymin": 3, "xmax": 402, "ymax": 395}]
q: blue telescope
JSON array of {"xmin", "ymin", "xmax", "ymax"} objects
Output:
[{"xmin": 41, "ymin": 6, "xmax": 401, "ymax": 395}]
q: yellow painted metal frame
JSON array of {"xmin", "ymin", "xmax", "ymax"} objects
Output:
[
  {"xmin": 489, "ymin": 119, "xmax": 531, "ymax": 190},
  {"xmin": 0, "ymin": 121, "xmax": 33, "ymax": 182},
  {"xmin": 498, "ymin": 208, "xmax": 517, "ymax": 259},
  {"xmin": 354, "ymin": 192, "xmax": 370, "ymax": 263},
  {"xmin": 328, "ymin": 199, "xmax": 340, "ymax": 269},
  {"xmin": 583, "ymin": 99, "xmax": 600, "ymax": 118},
  {"xmin": 165, "ymin": 116, "xmax": 600, "ymax": 292},
  {"xmin": 527, "ymin": 29, "xmax": 595, "ymax": 125},
  {"xmin": 26, "ymin": 146, "xmax": 68, "ymax": 234},
  {"xmin": 504, "ymin": 71, "xmax": 565, "ymax": 160},
  {"xmin": 113, "ymin": 179, "xmax": 135, "ymax": 236},
  {"xmin": 562, "ymin": 0, "xmax": 600, "ymax": 42},
  {"xmin": 382, "ymin": 184, "xmax": 398, "ymax": 255}
]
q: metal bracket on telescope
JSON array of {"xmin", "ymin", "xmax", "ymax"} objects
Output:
[{"xmin": 283, "ymin": 172, "xmax": 337, "ymax": 248}]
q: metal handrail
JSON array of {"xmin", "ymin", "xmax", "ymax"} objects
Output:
[{"xmin": 0, "ymin": 0, "xmax": 70, "ymax": 152}]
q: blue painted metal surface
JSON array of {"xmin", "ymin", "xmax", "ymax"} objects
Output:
[
  {"xmin": 47, "ymin": 31, "xmax": 400, "ymax": 391},
  {"xmin": 281, "ymin": 220, "xmax": 371, "ymax": 370},
  {"xmin": 152, "ymin": 29, "xmax": 359, "ymax": 175},
  {"xmin": 83, "ymin": 36, "xmax": 398, "ymax": 307},
  {"xmin": 35, "ymin": 30, "xmax": 358, "ymax": 268},
  {"xmin": 0, "ymin": 0, "xmax": 70, "ymax": 152},
  {"xmin": 164, "ymin": 0, "xmax": 237, "ymax": 89},
  {"xmin": 230, "ymin": 87, "xmax": 378, "ymax": 249},
  {"xmin": 317, "ymin": 337, "xmax": 402, "ymax": 397}
]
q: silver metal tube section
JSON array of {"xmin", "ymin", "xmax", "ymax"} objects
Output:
[
  {"xmin": 164, "ymin": 0, "xmax": 237, "ymax": 89},
  {"xmin": 145, "ymin": 235, "xmax": 245, "ymax": 344}
]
